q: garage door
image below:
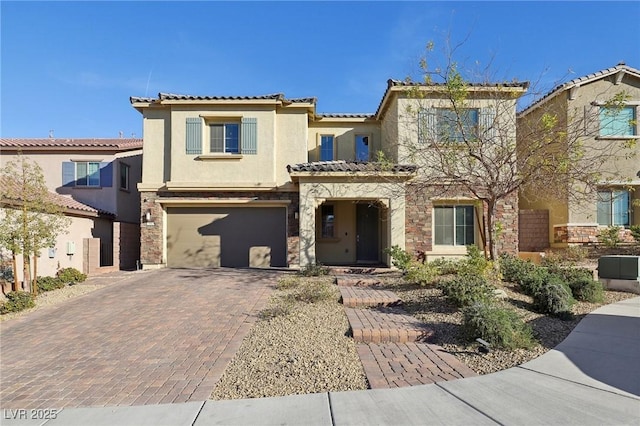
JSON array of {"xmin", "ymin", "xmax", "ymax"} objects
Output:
[{"xmin": 166, "ymin": 207, "xmax": 287, "ymax": 268}]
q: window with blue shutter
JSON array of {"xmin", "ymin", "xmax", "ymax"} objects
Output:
[
  {"xmin": 241, "ymin": 117, "xmax": 257, "ymax": 154},
  {"xmin": 100, "ymin": 162, "xmax": 113, "ymax": 187},
  {"xmin": 479, "ymin": 107, "xmax": 496, "ymax": 140},
  {"xmin": 186, "ymin": 117, "xmax": 203, "ymax": 154},
  {"xmin": 418, "ymin": 108, "xmax": 436, "ymax": 143},
  {"xmin": 62, "ymin": 162, "xmax": 75, "ymax": 187}
]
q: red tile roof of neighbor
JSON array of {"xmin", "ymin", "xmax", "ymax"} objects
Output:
[
  {"xmin": 287, "ymin": 161, "xmax": 417, "ymax": 173},
  {"xmin": 0, "ymin": 138, "xmax": 143, "ymax": 150},
  {"xmin": 0, "ymin": 176, "xmax": 114, "ymax": 217}
]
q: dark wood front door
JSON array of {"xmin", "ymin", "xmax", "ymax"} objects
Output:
[{"xmin": 356, "ymin": 204, "xmax": 379, "ymax": 263}]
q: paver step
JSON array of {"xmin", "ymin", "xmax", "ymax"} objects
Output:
[
  {"xmin": 344, "ymin": 307, "xmax": 434, "ymax": 343},
  {"xmin": 339, "ymin": 286, "xmax": 401, "ymax": 308},
  {"xmin": 357, "ymin": 342, "xmax": 478, "ymax": 389},
  {"xmin": 335, "ymin": 277, "xmax": 383, "ymax": 287}
]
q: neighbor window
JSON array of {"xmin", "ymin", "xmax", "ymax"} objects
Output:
[
  {"xmin": 76, "ymin": 162, "xmax": 100, "ymax": 187},
  {"xmin": 119, "ymin": 163, "xmax": 130, "ymax": 191},
  {"xmin": 599, "ymin": 106, "xmax": 636, "ymax": 137},
  {"xmin": 210, "ymin": 123, "xmax": 240, "ymax": 153},
  {"xmin": 355, "ymin": 135, "xmax": 369, "ymax": 161},
  {"xmin": 437, "ymin": 108, "xmax": 479, "ymax": 143},
  {"xmin": 434, "ymin": 205, "xmax": 475, "ymax": 246},
  {"xmin": 321, "ymin": 204, "xmax": 335, "ymax": 238},
  {"xmin": 597, "ymin": 190, "xmax": 630, "ymax": 227},
  {"xmin": 320, "ymin": 135, "xmax": 334, "ymax": 161}
]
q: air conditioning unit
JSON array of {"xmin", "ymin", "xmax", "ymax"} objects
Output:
[{"xmin": 598, "ymin": 256, "xmax": 640, "ymax": 280}]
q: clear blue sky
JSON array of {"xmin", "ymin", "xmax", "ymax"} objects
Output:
[{"xmin": 1, "ymin": 1, "xmax": 639, "ymax": 138}]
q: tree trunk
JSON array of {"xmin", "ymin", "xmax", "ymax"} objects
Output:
[
  {"xmin": 32, "ymin": 254, "xmax": 38, "ymax": 296},
  {"xmin": 486, "ymin": 200, "xmax": 497, "ymax": 261},
  {"xmin": 12, "ymin": 251, "xmax": 19, "ymax": 292},
  {"xmin": 23, "ymin": 255, "xmax": 31, "ymax": 292}
]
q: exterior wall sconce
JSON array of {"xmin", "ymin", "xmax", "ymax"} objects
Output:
[{"xmin": 145, "ymin": 209, "xmax": 152, "ymax": 223}]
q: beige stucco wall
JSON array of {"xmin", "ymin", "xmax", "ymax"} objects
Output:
[
  {"xmin": 297, "ymin": 177, "xmax": 405, "ymax": 266},
  {"xmin": 276, "ymin": 109, "xmax": 309, "ymax": 184},
  {"xmin": 315, "ymin": 201, "xmax": 357, "ymax": 264},
  {"xmin": 380, "ymin": 99, "xmax": 399, "ymax": 161},
  {"xmin": 307, "ymin": 121, "xmax": 381, "ymax": 162},
  {"xmin": 141, "ymin": 107, "xmax": 171, "ymax": 185}
]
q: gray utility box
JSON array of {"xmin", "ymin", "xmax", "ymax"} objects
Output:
[{"xmin": 598, "ymin": 256, "xmax": 640, "ymax": 280}]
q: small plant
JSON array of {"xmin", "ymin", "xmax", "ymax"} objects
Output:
[
  {"xmin": 630, "ymin": 225, "xmax": 640, "ymax": 243},
  {"xmin": 458, "ymin": 245, "xmax": 490, "ymax": 277},
  {"xmin": 597, "ymin": 226, "xmax": 622, "ymax": 248},
  {"xmin": 567, "ymin": 277, "xmax": 605, "ymax": 303},
  {"xmin": 438, "ymin": 275, "xmax": 495, "ymax": 308},
  {"xmin": 532, "ymin": 275, "xmax": 574, "ymax": 318},
  {"xmin": 462, "ymin": 302, "xmax": 536, "ymax": 350},
  {"xmin": 297, "ymin": 263, "xmax": 329, "ymax": 277},
  {"xmin": 292, "ymin": 281, "xmax": 334, "ymax": 303},
  {"xmin": 37, "ymin": 276, "xmax": 66, "ymax": 292},
  {"xmin": 404, "ymin": 261, "xmax": 440, "ymax": 286},
  {"xmin": 384, "ymin": 245, "xmax": 413, "ymax": 272},
  {"xmin": 276, "ymin": 276, "xmax": 300, "ymax": 290},
  {"xmin": 258, "ymin": 295, "xmax": 295, "ymax": 320},
  {"xmin": 56, "ymin": 267, "xmax": 87, "ymax": 285},
  {"xmin": 430, "ymin": 257, "xmax": 462, "ymax": 275},
  {"xmin": 0, "ymin": 291, "xmax": 35, "ymax": 314},
  {"xmin": 518, "ymin": 267, "xmax": 550, "ymax": 296}
]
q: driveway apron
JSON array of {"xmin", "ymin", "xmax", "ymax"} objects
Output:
[{"xmin": 0, "ymin": 268, "xmax": 277, "ymax": 409}]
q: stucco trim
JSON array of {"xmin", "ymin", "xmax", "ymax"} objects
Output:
[
  {"xmin": 165, "ymin": 182, "xmax": 279, "ymax": 191},
  {"xmin": 156, "ymin": 199, "xmax": 291, "ymax": 208}
]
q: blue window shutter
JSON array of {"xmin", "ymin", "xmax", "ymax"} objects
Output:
[
  {"xmin": 418, "ymin": 108, "xmax": 436, "ymax": 143},
  {"xmin": 480, "ymin": 107, "xmax": 496, "ymax": 140},
  {"xmin": 100, "ymin": 162, "xmax": 113, "ymax": 187},
  {"xmin": 186, "ymin": 118, "xmax": 203, "ymax": 154},
  {"xmin": 62, "ymin": 162, "xmax": 75, "ymax": 187},
  {"xmin": 241, "ymin": 117, "xmax": 258, "ymax": 154}
]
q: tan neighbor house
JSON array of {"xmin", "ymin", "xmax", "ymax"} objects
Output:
[
  {"xmin": 131, "ymin": 81, "xmax": 526, "ymax": 269},
  {"xmin": 518, "ymin": 63, "xmax": 640, "ymax": 249},
  {"xmin": 0, "ymin": 138, "xmax": 143, "ymax": 276}
]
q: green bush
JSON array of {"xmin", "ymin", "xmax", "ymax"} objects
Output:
[
  {"xmin": 462, "ymin": 302, "xmax": 535, "ymax": 350},
  {"xmin": 499, "ymin": 254, "xmax": 536, "ymax": 284},
  {"xmin": 384, "ymin": 245, "xmax": 413, "ymax": 271},
  {"xmin": 597, "ymin": 226, "xmax": 622, "ymax": 248},
  {"xmin": 404, "ymin": 261, "xmax": 439, "ymax": 286},
  {"xmin": 519, "ymin": 267, "xmax": 550, "ymax": 296},
  {"xmin": 0, "ymin": 291, "xmax": 35, "ymax": 314},
  {"xmin": 630, "ymin": 225, "xmax": 640, "ymax": 243},
  {"xmin": 430, "ymin": 257, "xmax": 462, "ymax": 275},
  {"xmin": 532, "ymin": 275, "xmax": 574, "ymax": 317},
  {"xmin": 458, "ymin": 245, "xmax": 490, "ymax": 277},
  {"xmin": 297, "ymin": 263, "xmax": 329, "ymax": 277},
  {"xmin": 57, "ymin": 268, "xmax": 87, "ymax": 285},
  {"xmin": 36, "ymin": 276, "xmax": 66, "ymax": 292},
  {"xmin": 568, "ymin": 277, "xmax": 605, "ymax": 303},
  {"xmin": 438, "ymin": 275, "xmax": 495, "ymax": 308}
]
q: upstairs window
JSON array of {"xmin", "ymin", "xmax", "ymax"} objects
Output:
[
  {"xmin": 434, "ymin": 205, "xmax": 475, "ymax": 246},
  {"xmin": 320, "ymin": 135, "xmax": 334, "ymax": 161},
  {"xmin": 76, "ymin": 162, "xmax": 100, "ymax": 187},
  {"xmin": 437, "ymin": 108, "xmax": 479, "ymax": 142},
  {"xmin": 210, "ymin": 123, "xmax": 240, "ymax": 154},
  {"xmin": 597, "ymin": 189, "xmax": 630, "ymax": 227},
  {"xmin": 355, "ymin": 135, "xmax": 369, "ymax": 161},
  {"xmin": 119, "ymin": 163, "xmax": 130, "ymax": 191},
  {"xmin": 599, "ymin": 106, "xmax": 636, "ymax": 137}
]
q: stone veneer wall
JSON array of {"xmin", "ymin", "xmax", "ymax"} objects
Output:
[
  {"xmin": 519, "ymin": 210, "xmax": 550, "ymax": 252},
  {"xmin": 405, "ymin": 184, "xmax": 519, "ymax": 256},
  {"xmin": 140, "ymin": 191, "xmax": 299, "ymax": 267},
  {"xmin": 554, "ymin": 225, "xmax": 636, "ymax": 245}
]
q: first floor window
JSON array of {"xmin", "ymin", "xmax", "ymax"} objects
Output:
[
  {"xmin": 434, "ymin": 205, "xmax": 475, "ymax": 246},
  {"xmin": 597, "ymin": 190, "xmax": 630, "ymax": 226},
  {"xmin": 321, "ymin": 204, "xmax": 335, "ymax": 238},
  {"xmin": 210, "ymin": 123, "xmax": 240, "ymax": 153},
  {"xmin": 76, "ymin": 162, "xmax": 100, "ymax": 187},
  {"xmin": 320, "ymin": 135, "xmax": 334, "ymax": 161},
  {"xmin": 599, "ymin": 106, "xmax": 636, "ymax": 137},
  {"xmin": 119, "ymin": 163, "xmax": 130, "ymax": 190}
]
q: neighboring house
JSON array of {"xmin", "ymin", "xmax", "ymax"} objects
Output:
[
  {"xmin": 0, "ymin": 138, "xmax": 143, "ymax": 272},
  {"xmin": 518, "ymin": 63, "xmax": 640, "ymax": 249},
  {"xmin": 131, "ymin": 82, "xmax": 524, "ymax": 269}
]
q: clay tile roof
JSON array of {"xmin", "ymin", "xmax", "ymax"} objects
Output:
[
  {"xmin": 0, "ymin": 138, "xmax": 143, "ymax": 150},
  {"xmin": 287, "ymin": 160, "xmax": 417, "ymax": 173},
  {"xmin": 0, "ymin": 176, "xmax": 114, "ymax": 216},
  {"xmin": 286, "ymin": 97, "xmax": 317, "ymax": 104},
  {"xmin": 158, "ymin": 92, "xmax": 285, "ymax": 101},
  {"xmin": 316, "ymin": 113, "xmax": 375, "ymax": 119},
  {"xmin": 519, "ymin": 63, "xmax": 640, "ymax": 115}
]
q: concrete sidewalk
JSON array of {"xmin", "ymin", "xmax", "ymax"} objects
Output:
[{"xmin": 2, "ymin": 297, "xmax": 639, "ymax": 425}]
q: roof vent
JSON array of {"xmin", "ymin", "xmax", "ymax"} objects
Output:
[
  {"xmin": 48, "ymin": 130, "xmax": 54, "ymax": 139},
  {"xmin": 617, "ymin": 61, "xmax": 626, "ymax": 66}
]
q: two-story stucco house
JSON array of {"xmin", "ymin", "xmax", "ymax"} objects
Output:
[
  {"xmin": 131, "ymin": 80, "xmax": 525, "ymax": 269},
  {"xmin": 0, "ymin": 138, "xmax": 143, "ymax": 275},
  {"xmin": 518, "ymin": 64, "xmax": 640, "ymax": 247}
]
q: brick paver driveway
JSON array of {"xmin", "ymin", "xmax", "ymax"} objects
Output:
[{"xmin": 0, "ymin": 268, "xmax": 278, "ymax": 409}]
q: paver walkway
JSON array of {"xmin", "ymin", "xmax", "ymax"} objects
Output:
[
  {"xmin": 338, "ymin": 275, "xmax": 477, "ymax": 389},
  {"xmin": 0, "ymin": 268, "xmax": 277, "ymax": 409}
]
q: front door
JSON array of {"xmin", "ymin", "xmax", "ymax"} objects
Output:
[{"xmin": 356, "ymin": 203, "xmax": 379, "ymax": 263}]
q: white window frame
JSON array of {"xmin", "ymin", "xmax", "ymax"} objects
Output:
[
  {"xmin": 433, "ymin": 204, "xmax": 476, "ymax": 246},
  {"xmin": 599, "ymin": 105, "xmax": 637, "ymax": 137},
  {"xmin": 208, "ymin": 122, "xmax": 240, "ymax": 154},
  {"xmin": 597, "ymin": 189, "xmax": 631, "ymax": 227},
  {"xmin": 75, "ymin": 161, "xmax": 100, "ymax": 187}
]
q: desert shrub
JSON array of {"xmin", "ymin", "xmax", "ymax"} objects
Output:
[
  {"xmin": 292, "ymin": 281, "xmax": 334, "ymax": 303},
  {"xmin": 567, "ymin": 277, "xmax": 605, "ymax": 303},
  {"xmin": 462, "ymin": 302, "xmax": 535, "ymax": 350},
  {"xmin": 438, "ymin": 275, "xmax": 495, "ymax": 308},
  {"xmin": 384, "ymin": 245, "xmax": 413, "ymax": 272},
  {"xmin": 630, "ymin": 225, "xmax": 640, "ymax": 243},
  {"xmin": 258, "ymin": 295, "xmax": 295, "ymax": 319},
  {"xmin": 597, "ymin": 226, "xmax": 622, "ymax": 248},
  {"xmin": 517, "ymin": 267, "xmax": 550, "ymax": 296},
  {"xmin": 542, "ymin": 247, "xmax": 588, "ymax": 267},
  {"xmin": 499, "ymin": 254, "xmax": 536, "ymax": 284},
  {"xmin": 458, "ymin": 245, "xmax": 489, "ymax": 276},
  {"xmin": 37, "ymin": 276, "xmax": 66, "ymax": 292},
  {"xmin": 276, "ymin": 276, "xmax": 300, "ymax": 290},
  {"xmin": 429, "ymin": 257, "xmax": 462, "ymax": 275},
  {"xmin": 57, "ymin": 268, "xmax": 87, "ymax": 285},
  {"xmin": 0, "ymin": 291, "xmax": 35, "ymax": 314},
  {"xmin": 297, "ymin": 263, "xmax": 329, "ymax": 277},
  {"xmin": 532, "ymin": 275, "xmax": 574, "ymax": 318},
  {"xmin": 404, "ymin": 261, "xmax": 440, "ymax": 286}
]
